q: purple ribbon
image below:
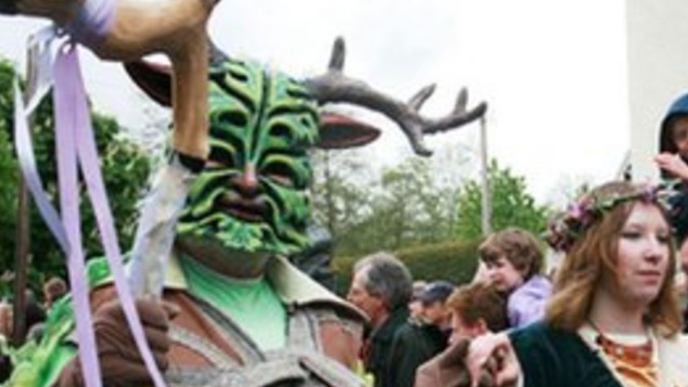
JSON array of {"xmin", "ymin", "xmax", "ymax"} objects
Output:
[
  {"xmin": 15, "ymin": 41, "xmax": 166, "ymax": 387},
  {"xmin": 13, "ymin": 81, "xmax": 70, "ymax": 253},
  {"xmin": 52, "ymin": 44, "xmax": 102, "ymax": 387},
  {"xmin": 56, "ymin": 43, "xmax": 167, "ymax": 387}
]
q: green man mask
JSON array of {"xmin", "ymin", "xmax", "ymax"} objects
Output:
[
  {"xmin": 177, "ymin": 59, "xmax": 320, "ymax": 256},
  {"xmin": 125, "ymin": 38, "xmax": 486, "ymax": 258}
]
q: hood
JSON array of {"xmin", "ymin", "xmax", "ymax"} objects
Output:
[{"xmin": 659, "ymin": 93, "xmax": 688, "ymax": 154}]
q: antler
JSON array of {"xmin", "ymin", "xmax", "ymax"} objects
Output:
[{"xmin": 304, "ymin": 37, "xmax": 488, "ymax": 156}]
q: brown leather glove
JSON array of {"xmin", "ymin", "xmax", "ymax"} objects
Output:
[{"xmin": 55, "ymin": 298, "xmax": 177, "ymax": 387}]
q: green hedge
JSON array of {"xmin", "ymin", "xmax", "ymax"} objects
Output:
[{"xmin": 332, "ymin": 239, "xmax": 483, "ymax": 295}]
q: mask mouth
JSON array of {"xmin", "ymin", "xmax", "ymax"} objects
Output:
[{"xmin": 215, "ymin": 194, "xmax": 269, "ymax": 223}]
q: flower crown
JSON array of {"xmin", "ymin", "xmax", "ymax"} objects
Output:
[{"xmin": 544, "ymin": 183, "xmax": 675, "ymax": 252}]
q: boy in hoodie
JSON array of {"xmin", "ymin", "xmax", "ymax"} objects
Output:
[
  {"xmin": 656, "ymin": 92, "xmax": 688, "ymax": 332},
  {"xmin": 478, "ymin": 228, "xmax": 552, "ymax": 328},
  {"xmin": 655, "ymin": 93, "xmax": 688, "ymax": 265},
  {"xmin": 655, "ymin": 92, "xmax": 688, "ymax": 182}
]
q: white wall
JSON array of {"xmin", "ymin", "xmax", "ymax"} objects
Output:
[{"xmin": 626, "ymin": 0, "xmax": 688, "ymax": 182}]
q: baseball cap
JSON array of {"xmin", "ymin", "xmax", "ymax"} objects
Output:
[{"xmin": 418, "ymin": 281, "xmax": 455, "ymax": 304}]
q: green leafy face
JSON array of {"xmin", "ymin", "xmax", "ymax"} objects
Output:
[{"xmin": 177, "ymin": 59, "xmax": 319, "ymax": 256}]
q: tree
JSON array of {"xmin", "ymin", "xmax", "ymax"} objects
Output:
[
  {"xmin": 0, "ymin": 122, "xmax": 17, "ymax": 297},
  {"xmin": 329, "ymin": 156, "xmax": 462, "ymax": 255},
  {"xmin": 364, "ymin": 158, "xmax": 453, "ymax": 248},
  {"xmin": 0, "ymin": 59, "xmax": 152, "ymax": 287},
  {"xmin": 455, "ymin": 159, "xmax": 549, "ymax": 240},
  {"xmin": 310, "ymin": 148, "xmax": 373, "ymax": 243},
  {"xmin": 310, "ymin": 142, "xmax": 471, "ymax": 257}
]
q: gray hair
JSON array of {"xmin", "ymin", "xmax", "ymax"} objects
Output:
[{"xmin": 353, "ymin": 252, "xmax": 413, "ymax": 311}]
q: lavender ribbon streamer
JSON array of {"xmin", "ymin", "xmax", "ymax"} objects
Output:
[
  {"xmin": 53, "ymin": 44, "xmax": 167, "ymax": 387},
  {"xmin": 13, "ymin": 81, "xmax": 70, "ymax": 252},
  {"xmin": 68, "ymin": 50, "xmax": 168, "ymax": 387},
  {"xmin": 15, "ymin": 0, "xmax": 178, "ymax": 382},
  {"xmin": 25, "ymin": 26, "xmax": 57, "ymax": 113},
  {"xmin": 15, "ymin": 37, "xmax": 167, "ymax": 386},
  {"xmin": 12, "ymin": 28, "xmax": 69, "ymax": 253},
  {"xmin": 53, "ymin": 44, "xmax": 102, "ymax": 387}
]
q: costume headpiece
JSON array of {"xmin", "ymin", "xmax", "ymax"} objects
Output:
[{"xmin": 545, "ymin": 183, "xmax": 675, "ymax": 252}]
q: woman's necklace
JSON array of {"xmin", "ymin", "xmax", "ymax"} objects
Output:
[
  {"xmin": 586, "ymin": 318, "xmax": 658, "ymax": 387},
  {"xmin": 588, "ymin": 318, "xmax": 654, "ymax": 367}
]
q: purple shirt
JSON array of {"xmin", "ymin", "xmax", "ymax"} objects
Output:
[{"xmin": 508, "ymin": 275, "xmax": 552, "ymax": 328}]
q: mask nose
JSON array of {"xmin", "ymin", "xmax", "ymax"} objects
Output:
[{"xmin": 232, "ymin": 163, "xmax": 261, "ymax": 197}]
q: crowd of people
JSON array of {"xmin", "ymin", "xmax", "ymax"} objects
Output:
[
  {"xmin": 347, "ymin": 181, "xmax": 688, "ymax": 386},
  {"xmin": 346, "ymin": 228, "xmax": 551, "ymax": 387},
  {"xmin": 341, "ymin": 91, "xmax": 688, "ymax": 387}
]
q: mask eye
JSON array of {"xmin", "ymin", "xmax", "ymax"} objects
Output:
[
  {"xmin": 262, "ymin": 162, "xmax": 296, "ymax": 188},
  {"xmin": 268, "ymin": 175, "xmax": 294, "ymax": 188},
  {"xmin": 208, "ymin": 146, "xmax": 236, "ymax": 169},
  {"xmin": 205, "ymin": 160, "xmax": 224, "ymax": 170}
]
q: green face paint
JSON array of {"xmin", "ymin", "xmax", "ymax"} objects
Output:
[{"xmin": 177, "ymin": 59, "xmax": 319, "ymax": 256}]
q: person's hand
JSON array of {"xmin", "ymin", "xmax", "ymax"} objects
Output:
[
  {"xmin": 655, "ymin": 153, "xmax": 688, "ymax": 181},
  {"xmin": 466, "ymin": 332, "xmax": 520, "ymax": 387},
  {"xmin": 57, "ymin": 298, "xmax": 178, "ymax": 387}
]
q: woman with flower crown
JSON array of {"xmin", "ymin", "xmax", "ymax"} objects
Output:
[{"xmin": 463, "ymin": 180, "xmax": 688, "ymax": 387}]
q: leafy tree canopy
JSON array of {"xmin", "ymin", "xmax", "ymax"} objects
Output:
[
  {"xmin": 455, "ymin": 159, "xmax": 549, "ymax": 240},
  {"xmin": 0, "ymin": 59, "xmax": 152, "ymax": 295},
  {"xmin": 311, "ymin": 146, "xmax": 466, "ymax": 257}
]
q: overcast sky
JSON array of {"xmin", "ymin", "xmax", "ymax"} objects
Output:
[{"xmin": 0, "ymin": 0, "xmax": 629, "ymax": 205}]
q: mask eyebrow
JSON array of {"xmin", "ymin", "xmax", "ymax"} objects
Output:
[{"xmin": 208, "ymin": 145, "xmax": 236, "ymax": 166}]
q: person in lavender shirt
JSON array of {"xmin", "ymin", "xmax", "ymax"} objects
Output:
[{"xmin": 478, "ymin": 228, "xmax": 552, "ymax": 328}]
